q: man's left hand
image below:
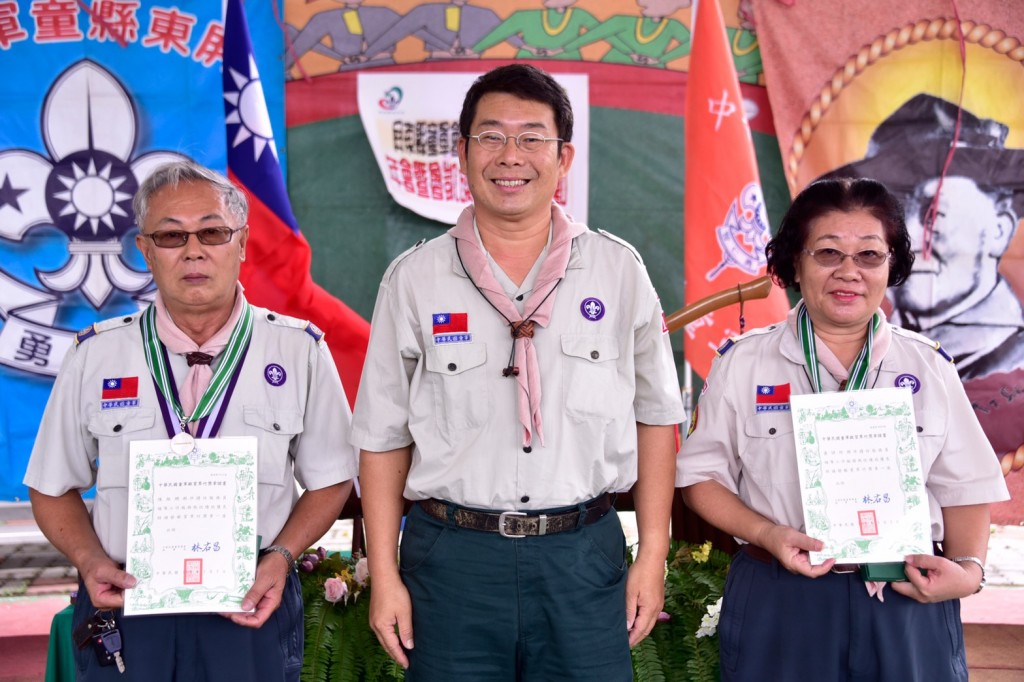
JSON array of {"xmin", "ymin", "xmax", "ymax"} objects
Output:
[
  {"xmin": 625, "ymin": 553, "xmax": 665, "ymax": 647},
  {"xmin": 226, "ymin": 552, "xmax": 291, "ymax": 628},
  {"xmin": 891, "ymin": 554, "xmax": 983, "ymax": 603}
]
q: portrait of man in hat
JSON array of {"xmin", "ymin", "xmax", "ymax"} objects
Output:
[{"xmin": 830, "ymin": 93, "xmax": 1024, "ymax": 381}]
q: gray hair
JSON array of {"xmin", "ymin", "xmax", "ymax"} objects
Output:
[{"xmin": 133, "ymin": 160, "xmax": 249, "ymax": 229}]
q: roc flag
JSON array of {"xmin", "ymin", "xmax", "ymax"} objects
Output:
[
  {"xmin": 684, "ymin": 0, "xmax": 789, "ymax": 379},
  {"xmin": 224, "ymin": 0, "xmax": 369, "ymax": 405},
  {"xmin": 432, "ymin": 313, "xmax": 468, "ymax": 335}
]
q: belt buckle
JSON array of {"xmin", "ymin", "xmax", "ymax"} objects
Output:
[
  {"xmin": 498, "ymin": 511, "xmax": 527, "ymax": 538},
  {"xmin": 831, "ymin": 563, "xmax": 861, "ymax": 574}
]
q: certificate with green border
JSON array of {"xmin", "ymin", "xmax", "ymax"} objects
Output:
[
  {"xmin": 124, "ymin": 437, "xmax": 258, "ymax": 615},
  {"xmin": 791, "ymin": 387, "xmax": 932, "ymax": 566}
]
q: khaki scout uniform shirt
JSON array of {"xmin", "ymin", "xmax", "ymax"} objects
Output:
[
  {"xmin": 24, "ymin": 303, "xmax": 357, "ymax": 563},
  {"xmin": 351, "ymin": 224, "xmax": 685, "ymax": 511},
  {"xmin": 677, "ymin": 318, "xmax": 1010, "ymax": 541}
]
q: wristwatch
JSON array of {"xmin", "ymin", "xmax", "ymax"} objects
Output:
[
  {"xmin": 264, "ymin": 544, "xmax": 297, "ymax": 572},
  {"xmin": 951, "ymin": 556, "xmax": 986, "ymax": 594}
]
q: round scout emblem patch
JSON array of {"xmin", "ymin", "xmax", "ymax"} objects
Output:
[
  {"xmin": 894, "ymin": 373, "xmax": 920, "ymax": 394},
  {"xmin": 265, "ymin": 363, "xmax": 287, "ymax": 386},
  {"xmin": 580, "ymin": 297, "xmax": 605, "ymax": 321}
]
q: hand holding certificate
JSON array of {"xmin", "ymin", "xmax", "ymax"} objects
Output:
[
  {"xmin": 124, "ymin": 437, "xmax": 258, "ymax": 616},
  {"xmin": 791, "ymin": 387, "xmax": 932, "ymax": 567}
]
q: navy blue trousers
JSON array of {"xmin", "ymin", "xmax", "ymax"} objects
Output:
[
  {"xmin": 719, "ymin": 548, "xmax": 969, "ymax": 681},
  {"xmin": 71, "ymin": 570, "xmax": 303, "ymax": 681},
  {"xmin": 400, "ymin": 501, "xmax": 632, "ymax": 682}
]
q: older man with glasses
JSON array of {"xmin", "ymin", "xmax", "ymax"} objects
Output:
[{"xmin": 24, "ymin": 160, "xmax": 356, "ymax": 681}]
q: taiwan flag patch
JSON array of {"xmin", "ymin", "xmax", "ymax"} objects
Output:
[
  {"xmin": 755, "ymin": 384, "xmax": 790, "ymax": 412},
  {"xmin": 432, "ymin": 313, "xmax": 471, "ymax": 344},
  {"xmin": 101, "ymin": 377, "xmax": 140, "ymax": 409}
]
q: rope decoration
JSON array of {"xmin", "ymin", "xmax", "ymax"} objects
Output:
[{"xmin": 786, "ymin": 18, "xmax": 1024, "ymax": 192}]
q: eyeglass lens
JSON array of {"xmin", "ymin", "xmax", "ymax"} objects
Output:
[
  {"xmin": 808, "ymin": 248, "xmax": 888, "ymax": 268},
  {"xmin": 148, "ymin": 227, "xmax": 236, "ymax": 248},
  {"xmin": 474, "ymin": 131, "xmax": 551, "ymax": 152}
]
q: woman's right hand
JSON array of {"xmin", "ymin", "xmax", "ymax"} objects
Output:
[{"xmin": 757, "ymin": 523, "xmax": 836, "ymax": 577}]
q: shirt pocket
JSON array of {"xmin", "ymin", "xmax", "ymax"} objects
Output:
[
  {"xmin": 424, "ymin": 343, "xmax": 489, "ymax": 433},
  {"xmin": 88, "ymin": 409, "xmax": 157, "ymax": 490},
  {"xmin": 561, "ymin": 334, "xmax": 623, "ymax": 420},
  {"xmin": 913, "ymin": 408, "xmax": 944, "ymax": 475},
  {"xmin": 243, "ymin": 406, "xmax": 304, "ymax": 487},
  {"xmin": 740, "ymin": 411, "xmax": 799, "ymax": 486}
]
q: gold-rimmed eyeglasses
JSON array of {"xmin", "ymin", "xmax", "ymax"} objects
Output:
[
  {"xmin": 140, "ymin": 226, "xmax": 244, "ymax": 249},
  {"xmin": 468, "ymin": 131, "xmax": 563, "ymax": 153},
  {"xmin": 803, "ymin": 247, "xmax": 891, "ymax": 269}
]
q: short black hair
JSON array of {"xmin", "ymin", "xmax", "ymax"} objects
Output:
[
  {"xmin": 766, "ymin": 177, "xmax": 913, "ymax": 291},
  {"xmin": 458, "ymin": 64, "xmax": 573, "ymax": 142}
]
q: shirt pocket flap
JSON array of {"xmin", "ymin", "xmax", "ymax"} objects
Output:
[
  {"xmin": 913, "ymin": 410, "xmax": 943, "ymax": 438},
  {"xmin": 560, "ymin": 334, "xmax": 620, "ymax": 363},
  {"xmin": 425, "ymin": 343, "xmax": 487, "ymax": 376},
  {"xmin": 242, "ymin": 406, "xmax": 305, "ymax": 436},
  {"xmin": 88, "ymin": 408, "xmax": 156, "ymax": 437},
  {"xmin": 743, "ymin": 411, "xmax": 795, "ymax": 440}
]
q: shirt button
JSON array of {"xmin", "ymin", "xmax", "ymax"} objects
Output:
[
  {"xmin": 122, "ymin": 316, "xmax": 132, "ymax": 323},
  {"xmin": 267, "ymin": 313, "xmax": 277, "ymax": 321},
  {"xmin": 273, "ymin": 423, "xmax": 281, "ymax": 431},
  {"xmin": 523, "ymin": 446, "xmax": 532, "ymax": 453},
  {"xmin": 516, "ymin": 294, "xmax": 524, "ymax": 301},
  {"xmin": 447, "ymin": 363, "xmax": 457, "ymax": 371},
  {"xmin": 520, "ymin": 495, "xmax": 530, "ymax": 503},
  {"xmin": 113, "ymin": 424, "xmax": 122, "ymax": 433},
  {"xmin": 768, "ymin": 427, "xmax": 777, "ymax": 435},
  {"xmin": 590, "ymin": 350, "xmax": 599, "ymax": 360},
  {"xmin": 916, "ymin": 426, "xmax": 923, "ymax": 433}
]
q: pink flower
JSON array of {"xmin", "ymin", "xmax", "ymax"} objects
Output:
[
  {"xmin": 324, "ymin": 577, "xmax": 348, "ymax": 604},
  {"xmin": 657, "ymin": 611, "xmax": 671, "ymax": 622},
  {"xmin": 354, "ymin": 557, "xmax": 369, "ymax": 587}
]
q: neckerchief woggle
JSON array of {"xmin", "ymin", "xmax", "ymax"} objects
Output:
[
  {"xmin": 141, "ymin": 303, "xmax": 253, "ymax": 441},
  {"xmin": 797, "ymin": 301, "xmax": 896, "ymax": 600}
]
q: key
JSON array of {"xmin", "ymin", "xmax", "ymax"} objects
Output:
[{"xmin": 99, "ymin": 628, "xmax": 126, "ymax": 673}]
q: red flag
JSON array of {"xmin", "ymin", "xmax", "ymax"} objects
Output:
[
  {"xmin": 684, "ymin": 0, "xmax": 789, "ymax": 378},
  {"xmin": 224, "ymin": 0, "xmax": 368, "ymax": 406}
]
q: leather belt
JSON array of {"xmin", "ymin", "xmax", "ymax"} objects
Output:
[{"xmin": 418, "ymin": 494, "xmax": 613, "ymax": 538}]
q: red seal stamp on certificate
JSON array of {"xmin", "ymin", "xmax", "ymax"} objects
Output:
[
  {"xmin": 183, "ymin": 558, "xmax": 203, "ymax": 585},
  {"xmin": 857, "ymin": 510, "xmax": 878, "ymax": 536}
]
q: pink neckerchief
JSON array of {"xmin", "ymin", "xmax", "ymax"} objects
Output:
[
  {"xmin": 786, "ymin": 302, "xmax": 894, "ymax": 601},
  {"xmin": 449, "ymin": 203, "xmax": 586, "ymax": 447},
  {"xmin": 154, "ymin": 283, "xmax": 246, "ymax": 419}
]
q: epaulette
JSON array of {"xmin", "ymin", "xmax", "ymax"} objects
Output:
[
  {"xmin": 383, "ymin": 238, "xmax": 427, "ymax": 281},
  {"xmin": 596, "ymin": 229, "xmax": 643, "ymax": 264},
  {"xmin": 891, "ymin": 326, "xmax": 955, "ymax": 364},
  {"xmin": 265, "ymin": 311, "xmax": 327, "ymax": 345},
  {"xmin": 715, "ymin": 324, "xmax": 779, "ymax": 357},
  {"xmin": 74, "ymin": 314, "xmax": 137, "ymax": 346}
]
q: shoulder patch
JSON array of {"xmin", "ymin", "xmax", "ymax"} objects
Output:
[
  {"xmin": 891, "ymin": 326, "xmax": 955, "ymax": 363},
  {"xmin": 596, "ymin": 229, "xmax": 643, "ymax": 264},
  {"xmin": 304, "ymin": 322, "xmax": 325, "ymax": 343},
  {"xmin": 74, "ymin": 314, "xmax": 137, "ymax": 345}
]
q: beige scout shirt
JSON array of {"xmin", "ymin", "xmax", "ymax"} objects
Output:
[
  {"xmin": 351, "ymin": 225, "xmax": 685, "ymax": 511},
  {"xmin": 24, "ymin": 303, "xmax": 357, "ymax": 564},
  {"xmin": 677, "ymin": 318, "xmax": 1010, "ymax": 541}
]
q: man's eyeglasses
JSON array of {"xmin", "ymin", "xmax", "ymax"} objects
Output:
[
  {"xmin": 141, "ymin": 226, "xmax": 244, "ymax": 249},
  {"xmin": 468, "ymin": 131, "xmax": 563, "ymax": 153},
  {"xmin": 803, "ymin": 248, "xmax": 891, "ymax": 269}
]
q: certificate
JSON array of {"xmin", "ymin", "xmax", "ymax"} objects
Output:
[
  {"xmin": 790, "ymin": 387, "xmax": 932, "ymax": 566},
  {"xmin": 124, "ymin": 437, "xmax": 258, "ymax": 615}
]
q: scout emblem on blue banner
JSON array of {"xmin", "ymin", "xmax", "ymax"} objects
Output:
[{"xmin": 0, "ymin": 2, "xmax": 285, "ymax": 502}]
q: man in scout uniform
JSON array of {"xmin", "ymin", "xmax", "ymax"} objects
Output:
[
  {"xmin": 353, "ymin": 64, "xmax": 685, "ymax": 680},
  {"xmin": 24, "ymin": 160, "xmax": 356, "ymax": 681}
]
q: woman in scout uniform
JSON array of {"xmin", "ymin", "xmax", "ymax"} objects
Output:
[{"xmin": 678, "ymin": 177, "xmax": 1008, "ymax": 680}]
